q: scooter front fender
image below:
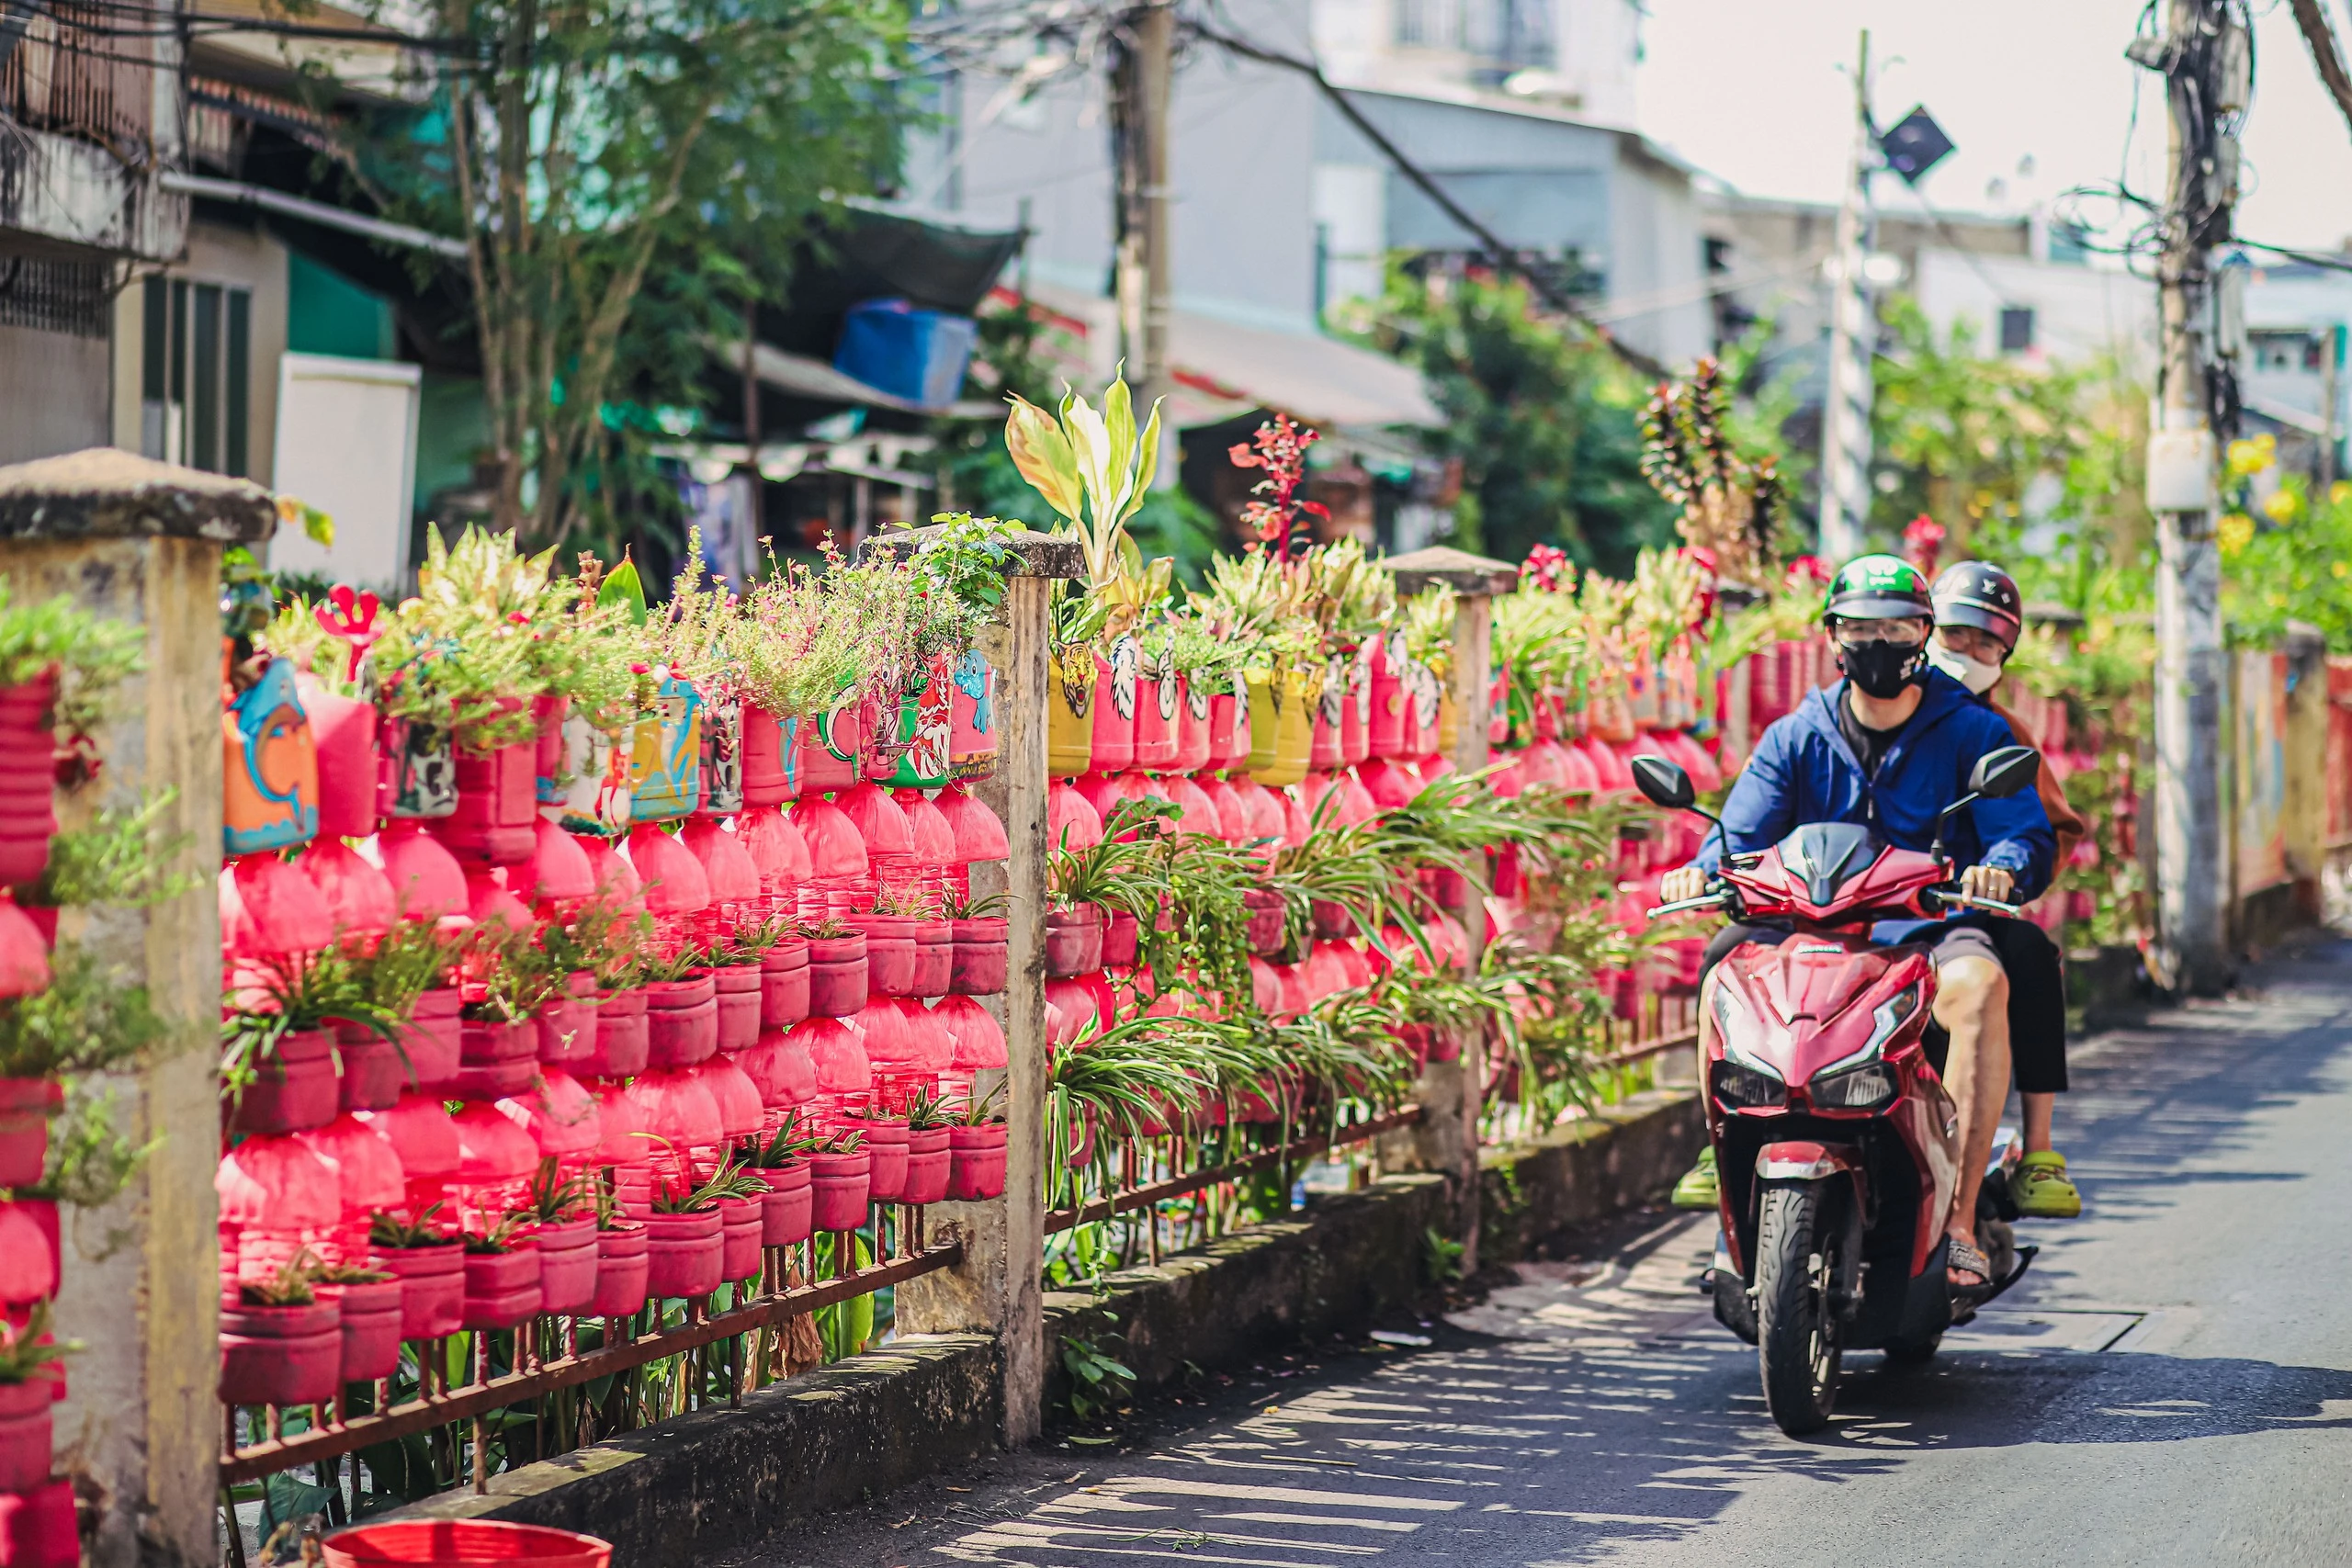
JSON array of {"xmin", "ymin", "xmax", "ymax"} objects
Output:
[{"xmin": 1755, "ymin": 1139, "xmax": 1866, "ymax": 1200}]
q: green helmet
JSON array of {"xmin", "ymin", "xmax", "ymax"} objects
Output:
[{"xmin": 1822, "ymin": 554, "xmax": 1934, "ymax": 624}]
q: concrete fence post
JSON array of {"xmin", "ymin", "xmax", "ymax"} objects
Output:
[
  {"xmin": 1384, "ymin": 547, "xmax": 1518, "ymax": 1277},
  {"xmin": 882, "ymin": 529, "xmax": 1080, "ymax": 1450},
  {"xmin": 0, "ymin": 451, "xmax": 276, "ymax": 1568}
]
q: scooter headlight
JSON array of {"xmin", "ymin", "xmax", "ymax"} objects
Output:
[
  {"xmin": 1809, "ymin": 1062, "xmax": 1895, "ymax": 1110},
  {"xmin": 1711, "ymin": 1057, "xmax": 1786, "ymax": 1110}
]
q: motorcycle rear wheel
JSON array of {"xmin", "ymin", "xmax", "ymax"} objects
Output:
[{"xmin": 1756, "ymin": 1179, "xmax": 1843, "ymax": 1435}]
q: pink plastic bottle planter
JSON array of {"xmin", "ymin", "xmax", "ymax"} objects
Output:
[
  {"xmin": 626, "ymin": 824, "xmax": 711, "ymax": 917},
  {"xmin": 0, "ymin": 1199, "xmax": 56, "ymax": 1306},
  {"xmin": 306, "ymin": 839, "xmax": 395, "ymax": 940},
  {"xmin": 949, "ymin": 917, "xmax": 1008, "ymax": 996},
  {"xmin": 461, "ymin": 1239, "xmax": 543, "ymax": 1330},
  {"xmin": 452, "ymin": 1018, "xmax": 537, "ymax": 1102},
  {"xmin": 934, "ymin": 995, "xmax": 1007, "ymax": 1076},
  {"xmin": 910, "ymin": 918, "xmax": 952, "ymax": 998},
  {"xmin": 231, "ymin": 1028, "xmax": 340, "ymax": 1135},
  {"xmin": 326, "ymin": 1277, "xmax": 405, "ymax": 1383},
  {"xmin": 860, "ymin": 1118, "xmax": 912, "ymax": 1201},
  {"xmin": 0, "ymin": 1474, "xmax": 79, "ymax": 1568},
  {"xmin": 791, "ymin": 1017, "xmax": 870, "ymax": 1102},
  {"xmin": 375, "ymin": 819, "xmax": 468, "ymax": 920},
  {"xmin": 796, "ymin": 694, "xmax": 864, "ymax": 795},
  {"xmin": 900, "ymin": 1126, "xmax": 951, "ymax": 1205},
  {"xmin": 0, "ymin": 673, "xmax": 58, "ymax": 888},
  {"xmin": 537, "ymin": 972, "xmax": 599, "ymax": 1066},
  {"xmin": 374, "ymin": 1240, "xmax": 465, "ymax": 1339},
  {"xmin": 219, "ymin": 1297, "xmax": 343, "ymax": 1407},
  {"xmin": 399, "ymin": 987, "xmax": 463, "ymax": 1092},
  {"xmin": 736, "ymin": 806, "xmax": 810, "ymax": 903},
  {"xmin": 740, "ymin": 703, "xmax": 797, "ymax": 807},
  {"xmin": 807, "ymin": 1149, "xmax": 871, "ymax": 1232},
  {"xmin": 716, "ymin": 1193, "xmax": 764, "ymax": 1281},
  {"xmin": 686, "ymin": 1055, "xmax": 764, "ymax": 1143},
  {"xmin": 436, "ymin": 713, "xmax": 539, "ymax": 866},
  {"xmin": 518, "ymin": 817, "xmax": 595, "ymax": 904},
  {"xmin": 1090, "ymin": 639, "xmax": 1139, "ymax": 774},
  {"xmin": 1043, "ymin": 905, "xmax": 1102, "ymax": 978},
  {"xmin": 642, "ymin": 1208, "xmax": 723, "ymax": 1299},
  {"xmin": 806, "ymin": 931, "xmax": 869, "ymax": 1017},
  {"xmin": 946, "ymin": 1122, "xmax": 1009, "ymax": 1200},
  {"xmin": 643, "ymin": 974, "xmax": 718, "ymax": 1066},
  {"xmin": 1100, "ymin": 907, "xmax": 1139, "ymax": 968},
  {"xmin": 708, "ymin": 963, "xmax": 762, "ymax": 1052},
  {"xmin": 847, "ymin": 912, "xmax": 917, "ymax": 998},
  {"xmin": 584, "ymin": 987, "xmax": 649, "ymax": 1077},
  {"xmin": 592, "ymin": 1223, "xmax": 650, "ymax": 1318},
  {"xmin": 760, "ymin": 939, "xmax": 810, "ymax": 1030},
  {"xmin": 0, "ymin": 1079, "xmax": 62, "ymax": 1190},
  {"xmin": 527, "ymin": 1217, "xmax": 599, "ymax": 1316},
  {"xmin": 758, "ymin": 1161, "xmax": 813, "ymax": 1247},
  {"xmin": 351, "ymin": 1091, "xmax": 459, "ymax": 1216},
  {"xmin": 497, "ymin": 1068, "xmax": 603, "ymax": 1168}
]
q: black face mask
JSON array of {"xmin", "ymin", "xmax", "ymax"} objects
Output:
[{"xmin": 1839, "ymin": 639, "xmax": 1924, "ymax": 699}]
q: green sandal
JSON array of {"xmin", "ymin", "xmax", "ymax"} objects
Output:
[
  {"xmin": 1671, "ymin": 1145, "xmax": 1719, "ymax": 1211},
  {"xmin": 2014, "ymin": 1151, "xmax": 2082, "ymax": 1218}
]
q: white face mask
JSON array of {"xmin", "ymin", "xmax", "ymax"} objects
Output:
[{"xmin": 1927, "ymin": 639, "xmax": 2003, "ymax": 695}]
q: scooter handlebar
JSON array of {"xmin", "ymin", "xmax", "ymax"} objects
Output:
[
  {"xmin": 1645, "ymin": 892, "xmax": 1731, "ymax": 919},
  {"xmin": 1931, "ymin": 887, "xmax": 2024, "ymax": 918}
]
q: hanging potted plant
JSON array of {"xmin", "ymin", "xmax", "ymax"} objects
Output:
[
  {"xmin": 509, "ymin": 1159, "xmax": 598, "ymax": 1318},
  {"xmin": 0, "ymin": 582, "xmax": 141, "ymax": 889},
  {"xmin": 805, "ymin": 1125, "xmax": 870, "ymax": 1233},
  {"xmin": 1, "ymin": 945, "xmax": 158, "ymax": 1185},
  {"xmin": 641, "ymin": 1156, "xmax": 729, "ymax": 1300},
  {"xmin": 947, "ymin": 889, "xmax": 1009, "ymax": 997},
  {"xmin": 637, "ymin": 941, "xmax": 718, "ymax": 1066},
  {"xmin": 222, "ymin": 949, "xmax": 357, "ymax": 1135},
  {"xmin": 735, "ymin": 1113, "xmax": 820, "ymax": 1248},
  {"xmin": 0, "ymin": 1305, "xmax": 75, "ymax": 1491},
  {"xmin": 458, "ymin": 1213, "xmax": 542, "ymax": 1330},
  {"xmin": 695, "ymin": 928, "xmax": 765, "ymax": 1054},
  {"xmin": 944, "ymin": 1081, "xmax": 1009, "ymax": 1201},
  {"xmin": 802, "ymin": 915, "xmax": 868, "ymax": 1018},
  {"xmin": 219, "ymin": 1252, "xmax": 343, "ymax": 1408},
  {"xmin": 898, "ymin": 1087, "xmax": 956, "ymax": 1206},
  {"xmin": 590, "ymin": 1184, "xmax": 649, "ymax": 1319},
  {"xmin": 450, "ymin": 931, "xmax": 549, "ymax": 1102},
  {"xmin": 738, "ymin": 550, "xmax": 868, "ymax": 796},
  {"xmin": 365, "ymin": 1202, "xmax": 465, "ymax": 1340},
  {"xmin": 876, "ymin": 513, "xmax": 1025, "ymax": 787},
  {"xmin": 307, "ymin": 1259, "xmax": 403, "ymax": 1385},
  {"xmin": 751, "ymin": 913, "xmax": 810, "ymax": 1031}
]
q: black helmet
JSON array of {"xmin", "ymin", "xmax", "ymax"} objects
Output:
[
  {"xmin": 1822, "ymin": 554, "xmax": 1934, "ymax": 624},
  {"xmin": 1930, "ymin": 560, "xmax": 2023, "ymax": 653}
]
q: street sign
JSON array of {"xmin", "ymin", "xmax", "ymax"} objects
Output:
[{"xmin": 1880, "ymin": 107, "xmax": 1954, "ymax": 186}]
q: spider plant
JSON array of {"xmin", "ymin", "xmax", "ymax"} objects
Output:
[
  {"xmin": 945, "ymin": 888, "xmax": 1010, "ymax": 920},
  {"xmin": 223, "ymin": 944, "xmax": 386, "ymax": 1100},
  {"xmin": 308, "ymin": 1261, "xmax": 393, "ymax": 1285},
  {"xmin": 464, "ymin": 1213, "xmax": 531, "ymax": 1255},
  {"xmin": 648, "ymin": 1149, "xmax": 765, "ymax": 1213},
  {"xmin": 0, "ymin": 1303, "xmax": 79, "ymax": 1384},
  {"xmin": 511, "ymin": 1158, "xmax": 594, "ymax": 1225},
  {"xmin": 952, "ymin": 1079, "xmax": 1009, "ymax": 1126},
  {"xmin": 1048, "ymin": 797, "xmax": 1173, "ymax": 914},
  {"xmin": 737, "ymin": 1111, "xmax": 826, "ymax": 1168},
  {"xmin": 637, "ymin": 942, "xmax": 709, "ymax": 986},
  {"xmin": 368, "ymin": 1201, "xmax": 458, "ymax": 1249},
  {"xmin": 239, "ymin": 1252, "xmax": 321, "ymax": 1306}
]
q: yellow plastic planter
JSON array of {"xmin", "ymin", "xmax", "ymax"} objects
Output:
[
  {"xmin": 1254, "ymin": 668, "xmax": 1314, "ymax": 787},
  {"xmin": 1047, "ymin": 645, "xmax": 1097, "ymax": 779}
]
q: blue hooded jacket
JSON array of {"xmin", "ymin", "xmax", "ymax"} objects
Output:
[{"xmin": 1690, "ymin": 667, "xmax": 2056, "ymax": 910}]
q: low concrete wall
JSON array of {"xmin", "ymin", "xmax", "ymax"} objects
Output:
[
  {"xmin": 388, "ymin": 1333, "xmax": 1000, "ymax": 1566},
  {"xmin": 1480, "ymin": 1089, "xmax": 1706, "ymax": 1263}
]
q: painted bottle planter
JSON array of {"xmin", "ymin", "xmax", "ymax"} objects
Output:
[
  {"xmin": 231, "ymin": 1029, "xmax": 339, "ymax": 1135},
  {"xmin": 910, "ymin": 919, "xmax": 952, "ymax": 998},
  {"xmin": 219, "ymin": 1298, "xmax": 343, "ymax": 1408},
  {"xmin": 796, "ymin": 684, "xmax": 863, "ymax": 795},
  {"xmin": 327, "ymin": 1277, "xmax": 405, "ymax": 1384},
  {"xmin": 698, "ymin": 697, "xmax": 744, "ymax": 818},
  {"xmin": 760, "ymin": 940, "xmax": 811, "ymax": 1030},
  {"xmin": 224, "ymin": 659, "xmax": 321, "ymax": 856},
  {"xmin": 1203, "ymin": 675, "xmax": 1251, "ymax": 772},
  {"xmin": 584, "ymin": 987, "xmax": 649, "ymax": 1077},
  {"xmin": 532, "ymin": 694, "xmax": 570, "ymax": 806},
  {"xmin": 858, "ymin": 1119, "xmax": 912, "ymax": 1202},
  {"xmin": 945, "ymin": 1123, "xmax": 1009, "ymax": 1201},
  {"xmin": 536, "ymin": 973, "xmax": 599, "ymax": 1066},
  {"xmin": 885, "ymin": 652, "xmax": 955, "ymax": 790},
  {"xmin": 378, "ymin": 717, "xmax": 458, "ymax": 822},
  {"xmin": 1046, "ymin": 647, "xmax": 1096, "ymax": 779},
  {"xmin": 528, "ymin": 1217, "xmax": 599, "ymax": 1317},
  {"xmin": 900, "ymin": 1127, "xmax": 951, "ymax": 1206},
  {"xmin": 716, "ymin": 1194, "xmax": 764, "ymax": 1281},
  {"xmin": 806, "ymin": 933, "xmax": 869, "ymax": 1018},
  {"xmin": 710, "ymin": 964, "xmax": 763, "ymax": 1052},
  {"xmin": 642, "ymin": 1208, "xmax": 723, "ymax": 1299},
  {"xmin": 1133, "ymin": 649, "xmax": 1181, "ymax": 770},
  {"xmin": 297, "ymin": 676, "xmax": 379, "ymax": 840},
  {"xmin": 1043, "ymin": 905, "xmax": 1102, "ymax": 979},
  {"xmin": 947, "ymin": 649, "xmax": 998, "ymax": 781},
  {"xmin": 642, "ymin": 976, "xmax": 718, "ymax": 1067},
  {"xmin": 628, "ymin": 675, "xmax": 704, "ymax": 824},
  {"xmin": 592, "ymin": 1224, "xmax": 650, "ymax": 1318},
  {"xmin": 439, "ymin": 705, "xmax": 537, "ymax": 865},
  {"xmin": 0, "ymin": 1383, "xmax": 50, "ymax": 1495},
  {"xmin": 808, "ymin": 1149, "xmax": 871, "ymax": 1232},
  {"xmin": 949, "ymin": 917, "xmax": 1008, "ymax": 996},
  {"xmin": 0, "ymin": 676, "xmax": 57, "ymax": 887},
  {"xmin": 0, "ymin": 1078, "xmax": 62, "ymax": 1190},
  {"xmin": 1090, "ymin": 637, "xmax": 1140, "ymax": 774},
  {"xmin": 1342, "ymin": 648, "xmax": 1373, "ymax": 765},
  {"xmin": 758, "ymin": 1161, "xmax": 813, "ymax": 1247},
  {"xmin": 1100, "ymin": 907, "xmax": 1139, "ymax": 968},
  {"xmin": 376, "ymin": 1240, "xmax": 465, "ymax": 1340},
  {"xmin": 848, "ymin": 913, "xmax": 916, "ymax": 998},
  {"xmin": 739, "ymin": 704, "xmax": 800, "ymax": 807},
  {"xmin": 460, "ymin": 1241, "xmax": 543, "ymax": 1330},
  {"xmin": 1173, "ymin": 676, "xmax": 1212, "ymax": 773}
]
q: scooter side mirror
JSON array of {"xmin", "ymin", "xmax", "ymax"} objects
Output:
[
  {"xmin": 1969, "ymin": 745, "xmax": 2041, "ymax": 801},
  {"xmin": 1630, "ymin": 754, "xmax": 1695, "ymax": 811}
]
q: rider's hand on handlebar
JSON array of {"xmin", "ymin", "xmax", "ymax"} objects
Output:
[
  {"xmin": 1659, "ymin": 865, "xmax": 1712, "ymax": 905},
  {"xmin": 1959, "ymin": 864, "xmax": 2016, "ymax": 905}
]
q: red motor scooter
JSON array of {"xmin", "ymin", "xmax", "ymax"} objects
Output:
[{"xmin": 1632, "ymin": 745, "xmax": 2041, "ymax": 1436}]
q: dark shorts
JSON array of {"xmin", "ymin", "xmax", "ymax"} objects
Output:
[{"xmin": 1699, "ymin": 916, "xmax": 2067, "ymax": 1093}]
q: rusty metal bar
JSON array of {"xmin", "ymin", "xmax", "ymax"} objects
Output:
[
  {"xmin": 220, "ymin": 1240, "xmax": 961, "ymax": 1484},
  {"xmin": 1043, "ymin": 1106, "xmax": 1423, "ymax": 1236},
  {"xmin": 1600, "ymin": 1026, "xmax": 1698, "ymax": 1069}
]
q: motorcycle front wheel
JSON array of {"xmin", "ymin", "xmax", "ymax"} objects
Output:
[{"xmin": 1755, "ymin": 1179, "xmax": 1845, "ymax": 1435}]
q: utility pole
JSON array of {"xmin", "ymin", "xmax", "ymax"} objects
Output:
[
  {"xmin": 2139, "ymin": 0, "xmax": 2244, "ymax": 994},
  {"xmin": 1816, "ymin": 28, "xmax": 1879, "ymax": 563},
  {"xmin": 1112, "ymin": 0, "xmax": 1174, "ymax": 418}
]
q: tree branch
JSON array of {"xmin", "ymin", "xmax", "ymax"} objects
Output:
[{"xmin": 2290, "ymin": 0, "xmax": 2352, "ymax": 142}]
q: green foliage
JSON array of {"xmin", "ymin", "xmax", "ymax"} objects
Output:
[
  {"xmin": 0, "ymin": 942, "xmax": 168, "ymax": 1081},
  {"xmin": 2217, "ymin": 466, "xmax": 2352, "ymax": 650},
  {"xmin": 21, "ymin": 1083, "xmax": 156, "ymax": 1227},
  {"xmin": 1059, "ymin": 1328, "xmax": 1136, "ymax": 1423},
  {"xmin": 0, "ymin": 579, "xmax": 142, "ymax": 738},
  {"xmin": 368, "ymin": 1201, "xmax": 458, "ymax": 1250},
  {"xmin": 1421, "ymin": 1226, "xmax": 1464, "ymax": 1284},
  {"xmin": 240, "ymin": 1253, "xmax": 321, "ymax": 1307},
  {"xmin": 0, "ymin": 1303, "xmax": 79, "ymax": 1384},
  {"xmin": 1350, "ymin": 265, "xmax": 1677, "ymax": 574},
  {"xmin": 22, "ymin": 788, "xmax": 199, "ymax": 911}
]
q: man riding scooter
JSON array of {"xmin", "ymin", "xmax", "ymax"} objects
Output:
[{"xmin": 1657, "ymin": 554, "xmax": 2055, "ymax": 1292}]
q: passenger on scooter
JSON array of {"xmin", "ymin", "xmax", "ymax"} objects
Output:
[
  {"xmin": 1928, "ymin": 559, "xmax": 2087, "ymax": 1219},
  {"xmin": 1657, "ymin": 553, "xmax": 2056, "ymax": 1294}
]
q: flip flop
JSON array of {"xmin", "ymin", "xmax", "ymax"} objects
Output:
[{"xmin": 1946, "ymin": 1236, "xmax": 1995, "ymax": 1303}]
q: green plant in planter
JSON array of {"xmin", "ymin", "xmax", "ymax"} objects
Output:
[
  {"xmin": 952, "ymin": 1079, "xmax": 1008, "ymax": 1126},
  {"xmin": 872, "ymin": 882, "xmax": 942, "ymax": 920},
  {"xmin": 736, "ymin": 1111, "xmax": 823, "ymax": 1169},
  {"xmin": 241, "ymin": 1252, "xmax": 321, "ymax": 1306},
  {"xmin": 802, "ymin": 914, "xmax": 855, "ymax": 942},
  {"xmin": 349, "ymin": 918, "xmax": 470, "ymax": 1022},
  {"xmin": 0, "ymin": 579, "xmax": 143, "ymax": 739},
  {"xmin": 635, "ymin": 941, "xmax": 708, "ymax": 987},
  {"xmin": 18, "ymin": 1083, "xmax": 157, "ymax": 1248},
  {"xmin": 0, "ymin": 1303, "xmax": 81, "ymax": 1382},
  {"xmin": 1047, "ymin": 797, "xmax": 1172, "ymax": 914},
  {"xmin": 0, "ymin": 942, "xmax": 168, "ymax": 1081},
  {"xmin": 511, "ymin": 1158, "xmax": 594, "ymax": 1225},
  {"xmin": 308, "ymin": 1260, "xmax": 392, "ymax": 1286},
  {"xmin": 463, "ymin": 1213, "xmax": 530, "ymax": 1255},
  {"xmin": 944, "ymin": 889, "xmax": 1008, "ymax": 920},
  {"xmin": 648, "ymin": 1149, "xmax": 763, "ymax": 1213},
  {"xmin": 368, "ymin": 1201, "xmax": 458, "ymax": 1250},
  {"xmin": 737, "ymin": 551, "xmax": 867, "ymax": 722},
  {"xmin": 223, "ymin": 945, "xmax": 390, "ymax": 1098},
  {"xmin": 19, "ymin": 788, "xmax": 199, "ymax": 913}
]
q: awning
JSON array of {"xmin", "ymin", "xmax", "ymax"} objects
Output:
[
  {"xmin": 746, "ymin": 341, "xmax": 1001, "ymax": 421},
  {"xmin": 1022, "ymin": 282, "xmax": 1442, "ymax": 429}
]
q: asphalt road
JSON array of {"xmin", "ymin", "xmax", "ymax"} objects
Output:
[{"xmin": 753, "ymin": 936, "xmax": 2352, "ymax": 1568}]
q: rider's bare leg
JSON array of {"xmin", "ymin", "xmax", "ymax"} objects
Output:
[
  {"xmin": 1933, "ymin": 953, "xmax": 2011, "ymax": 1282},
  {"xmin": 2022, "ymin": 1090, "xmax": 2055, "ymax": 1155}
]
